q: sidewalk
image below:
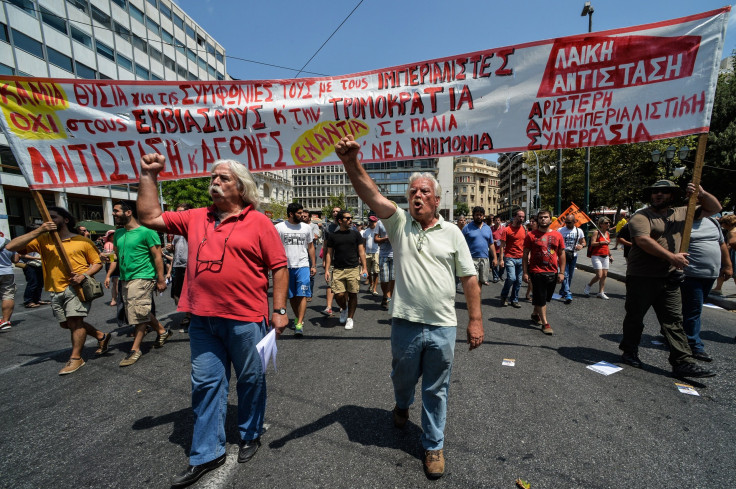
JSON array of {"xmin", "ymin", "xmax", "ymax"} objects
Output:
[{"xmin": 576, "ymin": 247, "xmax": 736, "ymax": 311}]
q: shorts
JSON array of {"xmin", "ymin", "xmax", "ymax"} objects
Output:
[
  {"xmin": 473, "ymin": 258, "xmax": 490, "ymax": 283},
  {"xmin": 331, "ymin": 267, "xmax": 360, "ymax": 294},
  {"xmin": 530, "ymin": 272, "xmax": 557, "ymax": 306},
  {"xmin": 379, "ymin": 256, "xmax": 395, "ymax": 283},
  {"xmin": 121, "ymin": 279, "xmax": 156, "ymax": 325},
  {"xmin": 0, "ymin": 274, "xmax": 16, "ymax": 301},
  {"xmin": 288, "ymin": 267, "xmax": 312, "ymax": 298},
  {"xmin": 50, "ymin": 286, "xmax": 91, "ymax": 323},
  {"xmin": 591, "ymin": 255, "xmax": 610, "ymax": 270},
  {"xmin": 366, "ymin": 252, "xmax": 380, "ymax": 275},
  {"xmin": 171, "ymin": 266, "xmax": 186, "ymax": 299}
]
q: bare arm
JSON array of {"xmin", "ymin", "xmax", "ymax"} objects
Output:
[
  {"xmin": 634, "ymin": 235, "xmax": 689, "ymax": 268},
  {"xmin": 358, "ymin": 243, "xmax": 367, "ymax": 276},
  {"xmin": 335, "ymin": 135, "xmax": 395, "ymax": 219},
  {"xmin": 6, "ymin": 222, "xmax": 55, "ymax": 252},
  {"xmin": 690, "ymin": 185, "xmax": 721, "ymax": 218},
  {"xmin": 137, "ymin": 153, "xmax": 167, "ymax": 231},
  {"xmin": 522, "ymin": 247, "xmax": 530, "ymax": 283},
  {"xmin": 150, "ymin": 245, "xmax": 167, "ymax": 292},
  {"xmin": 460, "ymin": 275, "xmax": 484, "ymax": 350},
  {"xmin": 719, "ymin": 242, "xmax": 733, "ymax": 281},
  {"xmin": 307, "ymin": 241, "xmax": 316, "ymax": 277},
  {"xmin": 324, "ymin": 246, "xmax": 333, "ymax": 282},
  {"xmin": 271, "ymin": 266, "xmax": 289, "ymax": 337}
]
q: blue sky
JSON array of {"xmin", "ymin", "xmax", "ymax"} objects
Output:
[{"xmin": 173, "ymin": 0, "xmax": 736, "ymax": 81}]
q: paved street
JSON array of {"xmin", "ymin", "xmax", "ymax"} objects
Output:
[{"xmin": 1, "ymin": 248, "xmax": 735, "ymax": 489}]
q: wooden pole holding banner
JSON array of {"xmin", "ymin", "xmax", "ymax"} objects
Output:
[
  {"xmin": 679, "ymin": 133, "xmax": 708, "ymax": 253},
  {"xmin": 30, "ymin": 190, "xmax": 87, "ymax": 300}
]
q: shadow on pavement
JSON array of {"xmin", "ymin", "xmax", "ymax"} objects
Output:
[
  {"xmin": 268, "ymin": 405, "xmax": 423, "ymax": 460},
  {"xmin": 557, "ymin": 345, "xmax": 673, "ymax": 377}
]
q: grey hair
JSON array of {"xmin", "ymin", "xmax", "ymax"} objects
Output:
[
  {"xmin": 407, "ymin": 172, "xmax": 442, "ymax": 218},
  {"xmin": 211, "ymin": 159, "xmax": 259, "ymax": 210}
]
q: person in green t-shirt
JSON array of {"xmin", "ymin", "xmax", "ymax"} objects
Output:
[{"xmin": 106, "ymin": 201, "xmax": 171, "ymax": 367}]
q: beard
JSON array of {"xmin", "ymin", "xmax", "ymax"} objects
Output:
[{"xmin": 209, "ymin": 185, "xmax": 225, "ymax": 197}]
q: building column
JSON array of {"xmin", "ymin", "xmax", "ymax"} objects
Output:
[{"xmin": 103, "ymin": 197, "xmax": 114, "ymax": 225}]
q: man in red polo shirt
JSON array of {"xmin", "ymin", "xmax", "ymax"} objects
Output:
[
  {"xmin": 522, "ymin": 210, "xmax": 566, "ymax": 335},
  {"xmin": 499, "ymin": 209, "xmax": 527, "ymax": 307},
  {"xmin": 136, "ymin": 153, "xmax": 288, "ymax": 488}
]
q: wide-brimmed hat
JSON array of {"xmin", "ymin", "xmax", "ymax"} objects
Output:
[{"xmin": 642, "ymin": 179, "xmax": 683, "ymax": 199}]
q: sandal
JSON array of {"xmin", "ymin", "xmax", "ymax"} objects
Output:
[
  {"xmin": 24, "ymin": 303, "xmax": 40, "ymax": 308},
  {"xmin": 37, "ymin": 300, "xmax": 51, "ymax": 305}
]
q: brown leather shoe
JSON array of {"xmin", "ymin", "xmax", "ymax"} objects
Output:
[
  {"xmin": 392, "ymin": 405, "xmax": 409, "ymax": 429},
  {"xmin": 424, "ymin": 449, "xmax": 445, "ymax": 479}
]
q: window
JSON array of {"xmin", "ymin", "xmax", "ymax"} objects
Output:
[
  {"xmin": 216, "ymin": 52, "xmax": 224, "ymax": 63},
  {"xmin": 9, "ymin": 0, "xmax": 36, "ymax": 16},
  {"xmin": 160, "ymin": 3, "xmax": 171, "ymax": 19},
  {"xmin": 91, "ymin": 5, "xmax": 112, "ymax": 28},
  {"xmin": 206, "ymin": 42, "xmax": 215, "ymax": 55},
  {"xmin": 185, "ymin": 25, "xmax": 195, "ymax": 40},
  {"xmin": 135, "ymin": 63, "xmax": 149, "ymax": 79},
  {"xmin": 175, "ymin": 39, "xmax": 185, "ymax": 55},
  {"xmin": 12, "ymin": 29, "xmax": 44, "ymax": 58},
  {"xmin": 216, "ymin": 72, "xmax": 224, "ymax": 81},
  {"xmin": 111, "ymin": 0, "xmax": 127, "ymax": 9},
  {"xmin": 70, "ymin": 25, "xmax": 92, "ymax": 48},
  {"xmin": 186, "ymin": 48, "xmax": 196, "ymax": 62},
  {"xmin": 146, "ymin": 0, "xmax": 157, "ymax": 7},
  {"xmin": 0, "ymin": 63, "xmax": 14, "ymax": 76},
  {"xmin": 129, "ymin": 3, "xmax": 144, "ymax": 23},
  {"xmin": 150, "ymin": 72, "xmax": 162, "ymax": 81},
  {"xmin": 0, "ymin": 23, "xmax": 9, "ymax": 44},
  {"xmin": 172, "ymin": 13, "xmax": 184, "ymax": 29},
  {"xmin": 176, "ymin": 64, "xmax": 186, "ymax": 78},
  {"xmin": 75, "ymin": 61, "xmax": 96, "ymax": 79},
  {"xmin": 99, "ymin": 73, "xmax": 112, "ymax": 79},
  {"xmin": 41, "ymin": 7, "xmax": 68, "ymax": 34},
  {"xmin": 114, "ymin": 22, "xmax": 130, "ymax": 41},
  {"xmin": 117, "ymin": 53, "xmax": 132, "ymax": 71},
  {"xmin": 196, "ymin": 34, "xmax": 204, "ymax": 47},
  {"xmin": 66, "ymin": 0, "xmax": 89, "ymax": 14},
  {"xmin": 207, "ymin": 64, "xmax": 215, "ymax": 77},
  {"xmin": 163, "ymin": 55, "xmax": 175, "ymax": 71},
  {"xmin": 95, "ymin": 40, "xmax": 115, "ymax": 61},
  {"xmin": 47, "ymin": 47, "xmax": 73, "ymax": 72},
  {"xmin": 187, "ymin": 71, "xmax": 197, "ymax": 81},
  {"xmin": 145, "ymin": 16, "xmax": 160, "ymax": 35},
  {"xmin": 148, "ymin": 45, "xmax": 162, "ymax": 62},
  {"xmin": 132, "ymin": 34, "xmax": 147, "ymax": 53},
  {"xmin": 161, "ymin": 28, "xmax": 173, "ymax": 44},
  {"xmin": 197, "ymin": 56, "xmax": 207, "ymax": 70}
]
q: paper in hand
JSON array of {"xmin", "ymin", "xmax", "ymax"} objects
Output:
[{"xmin": 256, "ymin": 328, "xmax": 278, "ymax": 373}]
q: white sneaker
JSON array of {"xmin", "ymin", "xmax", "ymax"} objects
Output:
[
  {"xmin": 597, "ymin": 292, "xmax": 609, "ymax": 300},
  {"xmin": 344, "ymin": 318, "xmax": 354, "ymax": 330},
  {"xmin": 339, "ymin": 308, "xmax": 348, "ymax": 324},
  {"xmin": 583, "ymin": 284, "xmax": 591, "ymax": 296}
]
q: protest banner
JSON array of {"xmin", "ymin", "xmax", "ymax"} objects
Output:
[
  {"xmin": 0, "ymin": 7, "xmax": 729, "ymax": 190},
  {"xmin": 550, "ymin": 202, "xmax": 592, "ymax": 231}
]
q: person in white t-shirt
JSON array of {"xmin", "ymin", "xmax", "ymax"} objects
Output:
[
  {"xmin": 362, "ymin": 216, "xmax": 381, "ymax": 295},
  {"xmin": 558, "ymin": 215, "xmax": 586, "ymax": 304},
  {"xmin": 275, "ymin": 203, "xmax": 316, "ymax": 335}
]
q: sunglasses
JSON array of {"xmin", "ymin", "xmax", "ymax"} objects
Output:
[{"xmin": 651, "ymin": 190, "xmax": 672, "ymax": 195}]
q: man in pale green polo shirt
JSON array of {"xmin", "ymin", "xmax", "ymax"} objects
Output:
[{"xmin": 335, "ymin": 134, "xmax": 484, "ymax": 479}]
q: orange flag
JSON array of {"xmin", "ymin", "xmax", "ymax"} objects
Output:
[{"xmin": 549, "ymin": 202, "xmax": 591, "ymax": 231}]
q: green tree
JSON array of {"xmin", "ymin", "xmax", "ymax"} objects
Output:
[
  {"xmin": 455, "ymin": 202, "xmax": 469, "ymax": 217},
  {"xmin": 322, "ymin": 193, "xmax": 346, "ymax": 218},
  {"xmin": 161, "ymin": 178, "xmax": 211, "ymax": 209},
  {"xmin": 265, "ymin": 200, "xmax": 288, "ymax": 220},
  {"xmin": 704, "ymin": 53, "xmax": 736, "ymax": 210}
]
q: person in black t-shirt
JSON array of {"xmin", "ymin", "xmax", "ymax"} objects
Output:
[{"xmin": 324, "ymin": 211, "xmax": 367, "ymax": 330}]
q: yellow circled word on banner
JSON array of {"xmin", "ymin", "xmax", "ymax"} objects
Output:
[
  {"xmin": 0, "ymin": 79, "xmax": 68, "ymax": 140},
  {"xmin": 291, "ymin": 119, "xmax": 369, "ymax": 166}
]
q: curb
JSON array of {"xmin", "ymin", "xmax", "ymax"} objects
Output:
[{"xmin": 576, "ymin": 263, "xmax": 736, "ymax": 312}]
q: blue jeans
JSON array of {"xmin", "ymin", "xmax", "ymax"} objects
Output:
[
  {"xmin": 500, "ymin": 257, "xmax": 523, "ymax": 302},
  {"xmin": 680, "ymin": 276, "xmax": 715, "ymax": 354},
  {"xmin": 391, "ymin": 318, "xmax": 456, "ymax": 450},
  {"xmin": 559, "ymin": 253, "xmax": 577, "ymax": 298},
  {"xmin": 492, "ymin": 261, "xmax": 505, "ymax": 282},
  {"xmin": 188, "ymin": 315, "xmax": 268, "ymax": 465},
  {"xmin": 23, "ymin": 265, "xmax": 43, "ymax": 304}
]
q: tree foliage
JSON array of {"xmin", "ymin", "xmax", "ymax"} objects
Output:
[
  {"xmin": 264, "ymin": 200, "xmax": 288, "ymax": 220},
  {"xmin": 321, "ymin": 193, "xmax": 346, "ymax": 218},
  {"xmin": 455, "ymin": 202, "xmax": 469, "ymax": 217},
  {"xmin": 161, "ymin": 178, "xmax": 212, "ymax": 209}
]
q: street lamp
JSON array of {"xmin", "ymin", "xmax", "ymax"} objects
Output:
[
  {"xmin": 502, "ymin": 153, "xmax": 525, "ymax": 220},
  {"xmin": 651, "ymin": 145, "xmax": 689, "ymax": 178},
  {"xmin": 444, "ymin": 190, "xmax": 450, "ymax": 220},
  {"xmin": 581, "ymin": 2, "xmax": 594, "ymax": 232}
]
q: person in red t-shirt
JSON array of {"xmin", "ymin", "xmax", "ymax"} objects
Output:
[
  {"xmin": 584, "ymin": 217, "xmax": 613, "ymax": 299},
  {"xmin": 136, "ymin": 153, "xmax": 288, "ymax": 487},
  {"xmin": 499, "ymin": 209, "xmax": 527, "ymax": 307},
  {"xmin": 490, "ymin": 215, "xmax": 505, "ymax": 282},
  {"xmin": 522, "ymin": 210, "xmax": 566, "ymax": 335}
]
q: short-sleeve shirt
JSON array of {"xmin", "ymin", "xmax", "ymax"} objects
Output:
[
  {"xmin": 524, "ymin": 229, "xmax": 565, "ymax": 274},
  {"xmin": 627, "ymin": 205, "xmax": 687, "ymax": 278},
  {"xmin": 376, "ymin": 220, "xmax": 393, "ymax": 259},
  {"xmin": 0, "ymin": 240, "xmax": 16, "ymax": 275},
  {"xmin": 172, "ymin": 235, "xmax": 188, "ymax": 268},
  {"xmin": 362, "ymin": 226, "xmax": 379, "ymax": 254},
  {"xmin": 684, "ymin": 217, "xmax": 724, "ymax": 278},
  {"xmin": 26, "ymin": 234, "xmax": 101, "ymax": 293},
  {"xmin": 462, "ymin": 221, "xmax": 494, "ymax": 259},
  {"xmin": 383, "ymin": 204, "xmax": 476, "ymax": 327},
  {"xmin": 326, "ymin": 229, "xmax": 364, "ymax": 269},
  {"xmin": 114, "ymin": 226, "xmax": 161, "ymax": 281},
  {"xmin": 162, "ymin": 205, "xmax": 287, "ymax": 322},
  {"xmin": 275, "ymin": 221, "xmax": 313, "ymax": 268},
  {"xmin": 491, "ymin": 224, "xmax": 505, "ymax": 247},
  {"xmin": 501, "ymin": 224, "xmax": 527, "ymax": 258},
  {"xmin": 558, "ymin": 226, "xmax": 584, "ymax": 256}
]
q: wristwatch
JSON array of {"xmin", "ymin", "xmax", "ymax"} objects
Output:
[{"xmin": 273, "ymin": 308, "xmax": 287, "ymax": 315}]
